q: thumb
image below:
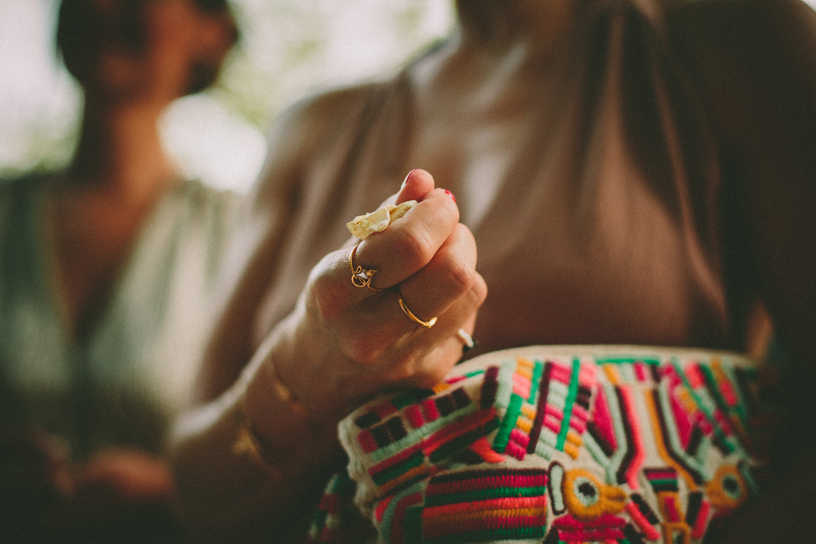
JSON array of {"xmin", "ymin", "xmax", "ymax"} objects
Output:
[{"xmin": 396, "ymin": 169, "xmax": 435, "ymax": 204}]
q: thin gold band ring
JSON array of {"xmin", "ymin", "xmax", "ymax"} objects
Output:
[
  {"xmin": 397, "ymin": 291, "xmax": 437, "ymax": 329},
  {"xmin": 349, "ymin": 244, "xmax": 382, "ymax": 292}
]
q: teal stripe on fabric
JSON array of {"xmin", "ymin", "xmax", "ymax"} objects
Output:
[
  {"xmin": 556, "ymin": 358, "xmax": 581, "ymax": 450},
  {"xmin": 379, "ymin": 482, "xmax": 425, "ymax": 544},
  {"xmin": 595, "ymin": 356, "xmax": 661, "ymax": 365},
  {"xmin": 371, "ymin": 402, "xmax": 478, "ymax": 463},
  {"xmin": 429, "ymin": 419, "xmax": 499, "ymax": 463},
  {"xmin": 463, "ymin": 370, "xmax": 486, "ymax": 378},
  {"xmin": 720, "ymin": 362, "xmax": 751, "ymax": 433},
  {"xmin": 492, "ymin": 393, "xmax": 523, "ymax": 453},
  {"xmin": 494, "ymin": 359, "xmax": 516, "ymax": 409},
  {"xmin": 528, "ymin": 361, "xmax": 543, "ymax": 403},
  {"xmin": 671, "ymin": 359, "xmax": 734, "ymax": 455},
  {"xmin": 657, "ymin": 383, "xmax": 710, "ymax": 481},
  {"xmin": 371, "ymin": 450, "xmax": 425, "ymax": 485}
]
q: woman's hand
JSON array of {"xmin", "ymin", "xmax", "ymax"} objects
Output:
[{"xmin": 256, "ymin": 169, "xmax": 487, "ymax": 417}]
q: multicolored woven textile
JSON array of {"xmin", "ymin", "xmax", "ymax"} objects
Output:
[{"xmin": 324, "ymin": 345, "xmax": 772, "ymax": 544}]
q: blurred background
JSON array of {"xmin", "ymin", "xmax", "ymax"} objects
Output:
[
  {"xmin": 2, "ymin": 0, "xmax": 814, "ymax": 195},
  {"xmin": 0, "ymin": 0, "xmax": 455, "ymax": 194}
]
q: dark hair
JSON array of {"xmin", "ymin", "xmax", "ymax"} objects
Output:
[
  {"xmin": 187, "ymin": 0, "xmax": 240, "ymax": 94},
  {"xmin": 56, "ymin": 0, "xmax": 239, "ymax": 96}
]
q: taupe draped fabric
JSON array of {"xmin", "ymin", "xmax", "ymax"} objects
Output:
[{"xmin": 246, "ymin": 0, "xmax": 758, "ymax": 362}]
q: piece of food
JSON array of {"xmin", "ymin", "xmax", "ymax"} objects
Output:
[{"xmin": 346, "ymin": 200, "xmax": 417, "ymax": 240}]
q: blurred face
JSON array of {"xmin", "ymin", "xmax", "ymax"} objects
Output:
[{"xmin": 58, "ymin": 0, "xmax": 224, "ymax": 105}]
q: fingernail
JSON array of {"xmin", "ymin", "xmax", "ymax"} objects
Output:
[
  {"xmin": 443, "ymin": 189, "xmax": 456, "ymax": 202},
  {"xmin": 400, "ymin": 170, "xmax": 418, "ymax": 190}
]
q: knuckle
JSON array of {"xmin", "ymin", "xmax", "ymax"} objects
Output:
[
  {"xmin": 442, "ymin": 256, "xmax": 476, "ymax": 295},
  {"xmin": 392, "ymin": 224, "xmax": 435, "ymax": 268},
  {"xmin": 310, "ymin": 270, "xmax": 348, "ymax": 323},
  {"xmin": 472, "ymin": 274, "xmax": 488, "ymax": 305}
]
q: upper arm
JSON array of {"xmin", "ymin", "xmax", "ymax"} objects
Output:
[{"xmin": 193, "ymin": 85, "xmax": 379, "ymax": 402}]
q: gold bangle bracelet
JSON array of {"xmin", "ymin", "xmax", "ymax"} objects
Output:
[
  {"xmin": 263, "ymin": 359, "xmax": 311, "ymax": 419},
  {"xmin": 232, "ymin": 416, "xmax": 282, "ymax": 478}
]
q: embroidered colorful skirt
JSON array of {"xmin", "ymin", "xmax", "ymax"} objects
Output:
[{"xmin": 313, "ymin": 345, "xmax": 773, "ymax": 544}]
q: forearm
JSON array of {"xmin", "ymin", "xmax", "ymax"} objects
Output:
[{"xmin": 169, "ymin": 352, "xmax": 345, "ymax": 543}]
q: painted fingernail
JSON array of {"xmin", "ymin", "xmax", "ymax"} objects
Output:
[
  {"xmin": 401, "ymin": 170, "xmax": 418, "ymax": 190},
  {"xmin": 443, "ymin": 189, "xmax": 456, "ymax": 202}
]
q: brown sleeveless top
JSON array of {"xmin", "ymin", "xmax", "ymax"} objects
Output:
[{"xmin": 247, "ymin": 0, "xmax": 758, "ymax": 361}]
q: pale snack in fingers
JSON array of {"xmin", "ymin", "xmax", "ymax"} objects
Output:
[{"xmin": 346, "ymin": 200, "xmax": 418, "ymax": 240}]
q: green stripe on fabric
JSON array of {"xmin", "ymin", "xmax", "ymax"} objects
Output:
[
  {"xmin": 492, "ymin": 393, "xmax": 523, "ymax": 453},
  {"xmin": 380, "ymin": 482, "xmax": 424, "ymax": 544},
  {"xmin": 429, "ymin": 419, "xmax": 499, "ymax": 463},
  {"xmin": 671, "ymin": 359, "xmax": 733, "ymax": 454},
  {"xmin": 404, "ymin": 504, "xmax": 423, "ymax": 544},
  {"xmin": 595, "ymin": 356, "xmax": 661, "ymax": 365},
  {"xmin": 556, "ymin": 358, "xmax": 581, "ymax": 450},
  {"xmin": 371, "ymin": 450, "xmax": 424, "ymax": 486},
  {"xmin": 424, "ymin": 485, "xmax": 547, "ymax": 507},
  {"xmin": 720, "ymin": 363, "xmax": 750, "ymax": 433}
]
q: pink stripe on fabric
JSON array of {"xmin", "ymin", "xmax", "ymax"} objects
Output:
[
  {"xmin": 620, "ymin": 386, "xmax": 645, "ymax": 489},
  {"xmin": 358, "ymin": 429, "xmax": 379, "ymax": 453},
  {"xmin": 625, "ymin": 502, "xmax": 661, "ymax": 540},
  {"xmin": 571, "ymin": 404, "xmax": 588, "ymax": 422},
  {"xmin": 404, "ymin": 404, "xmax": 425, "ymax": 429},
  {"xmin": 423, "ymin": 409, "xmax": 498, "ymax": 455},
  {"xmin": 544, "ymin": 415, "xmax": 561, "ymax": 434},
  {"xmin": 669, "ymin": 390, "xmax": 693, "ymax": 447},
  {"xmin": 686, "ymin": 364, "xmax": 704, "ymax": 388},
  {"xmin": 664, "ymin": 495, "xmax": 681, "ymax": 522},
  {"xmin": 549, "ymin": 364, "xmax": 572, "ymax": 384},
  {"xmin": 545, "ymin": 405, "xmax": 564, "ymax": 419},
  {"xmin": 691, "ymin": 500, "xmax": 711, "ymax": 538},
  {"xmin": 425, "ymin": 472, "xmax": 547, "ymax": 496},
  {"xmin": 421, "ymin": 398, "xmax": 440, "ymax": 422},
  {"xmin": 375, "ymin": 402, "xmax": 398, "ymax": 419},
  {"xmin": 510, "ymin": 429, "xmax": 530, "ymax": 449}
]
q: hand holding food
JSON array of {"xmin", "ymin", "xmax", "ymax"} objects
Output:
[{"xmin": 250, "ymin": 169, "xmax": 487, "ymax": 420}]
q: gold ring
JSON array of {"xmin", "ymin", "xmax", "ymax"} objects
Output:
[
  {"xmin": 397, "ymin": 291, "xmax": 437, "ymax": 329},
  {"xmin": 349, "ymin": 244, "xmax": 382, "ymax": 292}
]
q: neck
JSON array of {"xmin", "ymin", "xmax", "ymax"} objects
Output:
[
  {"xmin": 455, "ymin": 0, "xmax": 586, "ymax": 53},
  {"xmin": 67, "ymin": 95, "xmax": 180, "ymax": 201}
]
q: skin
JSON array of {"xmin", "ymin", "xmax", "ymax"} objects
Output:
[{"xmin": 171, "ymin": 0, "xmax": 816, "ymax": 541}]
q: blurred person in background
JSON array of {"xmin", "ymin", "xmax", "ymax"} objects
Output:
[
  {"xmin": 0, "ymin": 0, "xmax": 240, "ymax": 541},
  {"xmin": 169, "ymin": 0, "xmax": 816, "ymax": 542}
]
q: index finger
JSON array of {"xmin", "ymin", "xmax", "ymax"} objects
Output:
[{"xmin": 350, "ymin": 187, "xmax": 459, "ymax": 292}]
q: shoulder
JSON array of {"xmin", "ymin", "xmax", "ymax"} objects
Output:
[
  {"xmin": 250, "ymin": 81, "xmax": 392, "ymax": 203},
  {"xmin": 167, "ymin": 178, "xmax": 248, "ymax": 239},
  {"xmin": 0, "ymin": 171, "xmax": 59, "ymax": 224},
  {"xmin": 660, "ymin": 0, "xmax": 816, "ymax": 151},
  {"xmin": 661, "ymin": 0, "xmax": 816, "ymax": 95}
]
